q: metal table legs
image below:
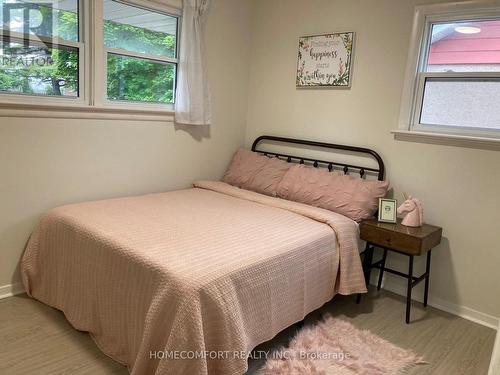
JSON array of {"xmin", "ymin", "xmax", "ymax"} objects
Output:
[{"xmin": 357, "ymin": 245, "xmax": 433, "ymax": 324}]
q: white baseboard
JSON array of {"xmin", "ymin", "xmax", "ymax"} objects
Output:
[
  {"xmin": 370, "ymin": 274, "xmax": 499, "ymax": 330},
  {"xmin": 0, "ymin": 282, "xmax": 25, "ymax": 299},
  {"xmin": 489, "ymin": 330, "xmax": 500, "ymax": 375}
]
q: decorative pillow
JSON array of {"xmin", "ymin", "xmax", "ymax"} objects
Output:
[
  {"xmin": 277, "ymin": 164, "xmax": 389, "ymax": 221},
  {"xmin": 223, "ymin": 148, "xmax": 268, "ymax": 187},
  {"xmin": 223, "ymin": 148, "xmax": 291, "ymax": 196}
]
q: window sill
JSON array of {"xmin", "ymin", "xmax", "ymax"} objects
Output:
[
  {"xmin": 391, "ymin": 130, "xmax": 500, "ymax": 151},
  {"xmin": 0, "ymin": 102, "xmax": 174, "ymax": 122}
]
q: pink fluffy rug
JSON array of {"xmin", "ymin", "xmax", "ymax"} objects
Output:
[{"xmin": 262, "ymin": 317, "xmax": 425, "ymax": 374}]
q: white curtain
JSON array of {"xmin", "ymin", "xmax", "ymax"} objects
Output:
[{"xmin": 174, "ymin": 0, "xmax": 211, "ymax": 125}]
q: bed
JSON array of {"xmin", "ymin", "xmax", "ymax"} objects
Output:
[{"xmin": 21, "ymin": 136, "xmax": 386, "ymax": 375}]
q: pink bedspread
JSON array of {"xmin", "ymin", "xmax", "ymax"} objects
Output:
[{"xmin": 21, "ymin": 181, "xmax": 366, "ymax": 375}]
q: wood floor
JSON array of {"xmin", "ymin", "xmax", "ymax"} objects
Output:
[{"xmin": 0, "ymin": 289, "xmax": 495, "ymax": 375}]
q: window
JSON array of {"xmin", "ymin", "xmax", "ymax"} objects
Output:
[
  {"xmin": 103, "ymin": 0, "xmax": 177, "ymax": 104},
  {"xmin": 0, "ymin": 0, "xmax": 81, "ymax": 99},
  {"xmin": 0, "ymin": 0, "xmax": 180, "ymax": 112},
  {"xmin": 401, "ymin": 5, "xmax": 500, "ymax": 141}
]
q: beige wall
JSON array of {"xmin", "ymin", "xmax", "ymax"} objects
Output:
[
  {"xmin": 245, "ymin": 0, "xmax": 500, "ymax": 318},
  {"xmin": 0, "ymin": 0, "xmax": 254, "ymax": 288}
]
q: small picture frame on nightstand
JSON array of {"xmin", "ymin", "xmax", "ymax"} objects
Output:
[{"xmin": 378, "ymin": 198, "xmax": 397, "ymax": 223}]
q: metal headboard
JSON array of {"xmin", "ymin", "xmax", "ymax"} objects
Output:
[{"xmin": 251, "ymin": 135, "xmax": 385, "ymax": 181}]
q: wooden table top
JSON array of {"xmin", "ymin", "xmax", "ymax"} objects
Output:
[
  {"xmin": 361, "ymin": 218, "xmax": 442, "ymax": 239},
  {"xmin": 360, "ymin": 218, "xmax": 443, "ymax": 255}
]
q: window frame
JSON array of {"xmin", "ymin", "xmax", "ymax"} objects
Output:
[
  {"xmin": 398, "ymin": 2, "xmax": 500, "ymax": 146},
  {"xmin": 97, "ymin": 0, "xmax": 180, "ymax": 111},
  {"xmin": 0, "ymin": 0, "xmax": 180, "ymax": 116},
  {"xmin": 0, "ymin": 0, "xmax": 89, "ymax": 107}
]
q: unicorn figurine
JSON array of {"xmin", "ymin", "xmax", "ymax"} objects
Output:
[{"xmin": 397, "ymin": 193, "xmax": 423, "ymax": 227}]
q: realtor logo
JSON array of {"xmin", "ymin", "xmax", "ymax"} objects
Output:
[{"xmin": 2, "ymin": 1, "xmax": 53, "ymax": 48}]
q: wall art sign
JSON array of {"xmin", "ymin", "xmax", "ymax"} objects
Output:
[{"xmin": 296, "ymin": 32, "xmax": 355, "ymax": 88}]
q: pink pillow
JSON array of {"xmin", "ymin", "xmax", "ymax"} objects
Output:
[
  {"xmin": 277, "ymin": 164, "xmax": 389, "ymax": 221},
  {"xmin": 223, "ymin": 148, "xmax": 291, "ymax": 196}
]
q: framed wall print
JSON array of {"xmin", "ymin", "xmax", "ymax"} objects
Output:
[
  {"xmin": 296, "ymin": 32, "xmax": 355, "ymax": 88},
  {"xmin": 378, "ymin": 198, "xmax": 397, "ymax": 223}
]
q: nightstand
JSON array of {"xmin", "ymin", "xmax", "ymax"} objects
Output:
[{"xmin": 357, "ymin": 218, "xmax": 443, "ymax": 324}]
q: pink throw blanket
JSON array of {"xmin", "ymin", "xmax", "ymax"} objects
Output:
[{"xmin": 22, "ymin": 181, "xmax": 366, "ymax": 375}]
